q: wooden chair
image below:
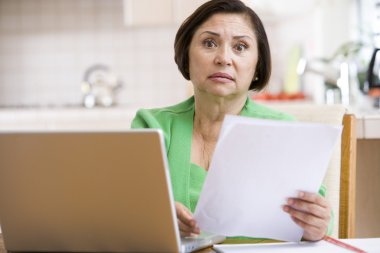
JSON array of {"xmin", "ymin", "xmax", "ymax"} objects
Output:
[
  {"xmin": 339, "ymin": 113, "xmax": 356, "ymax": 238},
  {"xmin": 268, "ymin": 104, "xmax": 357, "ymax": 238}
]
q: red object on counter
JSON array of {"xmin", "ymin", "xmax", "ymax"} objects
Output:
[
  {"xmin": 368, "ymin": 88, "xmax": 380, "ymax": 97},
  {"xmin": 324, "ymin": 236, "xmax": 367, "ymax": 253},
  {"xmin": 252, "ymin": 92, "xmax": 306, "ymax": 101}
]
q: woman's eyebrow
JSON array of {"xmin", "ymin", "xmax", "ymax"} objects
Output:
[
  {"xmin": 199, "ymin": 31, "xmax": 254, "ymax": 41},
  {"xmin": 233, "ymin": 35, "xmax": 254, "ymax": 41},
  {"xmin": 199, "ymin": 31, "xmax": 220, "ymax": 37}
]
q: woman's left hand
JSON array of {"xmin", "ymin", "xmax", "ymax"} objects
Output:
[{"xmin": 283, "ymin": 191, "xmax": 331, "ymax": 241}]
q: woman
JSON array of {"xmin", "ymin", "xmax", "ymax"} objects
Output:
[{"xmin": 131, "ymin": 0, "xmax": 332, "ymax": 241}]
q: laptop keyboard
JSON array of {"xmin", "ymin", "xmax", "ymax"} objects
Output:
[{"xmin": 181, "ymin": 233, "xmax": 225, "ymax": 252}]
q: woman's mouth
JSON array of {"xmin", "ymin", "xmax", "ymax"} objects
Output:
[{"xmin": 208, "ymin": 72, "xmax": 234, "ymax": 83}]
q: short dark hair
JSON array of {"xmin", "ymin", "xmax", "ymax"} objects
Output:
[{"xmin": 174, "ymin": 0, "xmax": 271, "ymax": 91}]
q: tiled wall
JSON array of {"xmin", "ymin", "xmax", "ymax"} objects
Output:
[
  {"xmin": 0, "ymin": 0, "xmax": 187, "ymax": 108},
  {"xmin": 0, "ymin": 0, "xmax": 356, "ymax": 108}
]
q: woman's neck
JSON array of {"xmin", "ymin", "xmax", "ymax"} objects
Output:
[
  {"xmin": 194, "ymin": 92, "xmax": 247, "ymax": 124},
  {"xmin": 193, "ymin": 92, "xmax": 247, "ymax": 139},
  {"xmin": 191, "ymin": 92, "xmax": 248, "ymax": 170}
]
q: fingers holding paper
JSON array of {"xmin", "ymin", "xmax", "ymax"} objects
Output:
[
  {"xmin": 175, "ymin": 202, "xmax": 200, "ymax": 237},
  {"xmin": 283, "ymin": 191, "xmax": 331, "ymax": 241}
]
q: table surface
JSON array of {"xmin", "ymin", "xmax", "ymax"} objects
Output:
[
  {"xmin": 0, "ymin": 234, "xmax": 275, "ymax": 253},
  {"xmin": 1, "ymin": 235, "xmax": 379, "ymax": 253}
]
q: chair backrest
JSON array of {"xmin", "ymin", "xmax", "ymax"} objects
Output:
[
  {"xmin": 267, "ymin": 104, "xmax": 356, "ymax": 238},
  {"xmin": 339, "ymin": 113, "xmax": 356, "ymax": 238}
]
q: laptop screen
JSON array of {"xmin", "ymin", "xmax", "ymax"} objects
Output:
[{"xmin": 0, "ymin": 130, "xmax": 181, "ymax": 252}]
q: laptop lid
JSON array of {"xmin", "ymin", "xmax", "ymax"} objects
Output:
[{"xmin": 0, "ymin": 129, "xmax": 183, "ymax": 252}]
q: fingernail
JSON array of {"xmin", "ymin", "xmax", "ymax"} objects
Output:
[
  {"xmin": 283, "ymin": 205, "xmax": 289, "ymax": 212},
  {"xmin": 287, "ymin": 198, "xmax": 294, "ymax": 205},
  {"xmin": 298, "ymin": 191, "xmax": 304, "ymax": 198}
]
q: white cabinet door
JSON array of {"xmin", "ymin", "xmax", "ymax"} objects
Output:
[
  {"xmin": 124, "ymin": 0, "xmax": 174, "ymax": 26},
  {"xmin": 123, "ymin": 0, "xmax": 209, "ymax": 26},
  {"xmin": 173, "ymin": 0, "xmax": 208, "ymax": 24}
]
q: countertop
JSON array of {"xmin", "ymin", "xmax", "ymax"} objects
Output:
[
  {"xmin": 350, "ymin": 108, "xmax": 380, "ymax": 139},
  {"xmin": 0, "ymin": 105, "xmax": 379, "ymax": 139},
  {"xmin": 0, "ymin": 106, "xmax": 138, "ymax": 131}
]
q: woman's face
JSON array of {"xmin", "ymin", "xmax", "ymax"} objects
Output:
[{"xmin": 188, "ymin": 13, "xmax": 258, "ymax": 99}]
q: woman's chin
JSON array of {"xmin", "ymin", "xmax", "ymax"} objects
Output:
[{"xmin": 203, "ymin": 85, "xmax": 236, "ymax": 97}]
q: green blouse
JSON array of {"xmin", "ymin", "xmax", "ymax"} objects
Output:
[{"xmin": 131, "ymin": 96, "xmax": 332, "ymax": 235}]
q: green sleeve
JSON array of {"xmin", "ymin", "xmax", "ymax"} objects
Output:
[
  {"xmin": 130, "ymin": 113, "xmax": 145, "ymax": 129},
  {"xmin": 318, "ymin": 184, "xmax": 334, "ymax": 236},
  {"xmin": 130, "ymin": 109, "xmax": 172, "ymax": 153},
  {"xmin": 129, "ymin": 102, "xmax": 195, "ymax": 206},
  {"xmin": 131, "ymin": 109, "xmax": 154, "ymax": 129}
]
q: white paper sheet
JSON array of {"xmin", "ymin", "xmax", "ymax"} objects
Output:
[
  {"xmin": 213, "ymin": 238, "xmax": 380, "ymax": 253},
  {"xmin": 194, "ymin": 115, "xmax": 342, "ymax": 242},
  {"xmin": 213, "ymin": 242, "xmax": 349, "ymax": 253}
]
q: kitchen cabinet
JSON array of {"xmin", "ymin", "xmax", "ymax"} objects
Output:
[
  {"xmin": 172, "ymin": 0, "xmax": 208, "ymax": 24},
  {"xmin": 356, "ymin": 139, "xmax": 380, "ymax": 238},
  {"xmin": 355, "ymin": 110, "xmax": 380, "ymax": 238},
  {"xmin": 123, "ymin": 0, "xmax": 173, "ymax": 26},
  {"xmin": 349, "ymin": 111, "xmax": 380, "ymax": 237},
  {"xmin": 123, "ymin": 0, "xmax": 207, "ymax": 26}
]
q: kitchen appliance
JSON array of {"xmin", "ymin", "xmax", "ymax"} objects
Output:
[
  {"xmin": 365, "ymin": 1, "xmax": 380, "ymax": 108},
  {"xmin": 81, "ymin": 64, "xmax": 123, "ymax": 108},
  {"xmin": 366, "ymin": 48, "xmax": 380, "ymax": 108},
  {"xmin": 297, "ymin": 42, "xmax": 361, "ymax": 106}
]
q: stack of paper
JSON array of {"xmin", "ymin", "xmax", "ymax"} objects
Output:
[{"xmin": 194, "ymin": 115, "xmax": 342, "ymax": 242}]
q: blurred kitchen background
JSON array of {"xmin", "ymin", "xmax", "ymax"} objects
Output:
[
  {"xmin": 0, "ymin": 0, "xmax": 380, "ymax": 238},
  {"xmin": 0, "ymin": 0, "xmax": 378, "ymax": 109}
]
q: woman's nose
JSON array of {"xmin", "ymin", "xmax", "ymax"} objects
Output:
[{"xmin": 214, "ymin": 46, "xmax": 232, "ymax": 66}]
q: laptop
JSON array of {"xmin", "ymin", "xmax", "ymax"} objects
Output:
[{"xmin": 0, "ymin": 129, "xmax": 225, "ymax": 252}]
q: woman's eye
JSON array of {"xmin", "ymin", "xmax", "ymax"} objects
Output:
[
  {"xmin": 235, "ymin": 43, "xmax": 248, "ymax": 52},
  {"xmin": 203, "ymin": 39, "xmax": 217, "ymax": 48}
]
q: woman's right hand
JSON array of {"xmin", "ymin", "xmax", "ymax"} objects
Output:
[{"xmin": 175, "ymin": 202, "xmax": 200, "ymax": 237}]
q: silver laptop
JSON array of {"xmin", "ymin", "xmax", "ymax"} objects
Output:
[{"xmin": 0, "ymin": 129, "xmax": 225, "ymax": 252}]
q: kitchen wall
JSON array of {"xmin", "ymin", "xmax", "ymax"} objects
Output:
[
  {"xmin": 0, "ymin": 0, "xmax": 361, "ymax": 108},
  {"xmin": 0, "ymin": 0, "xmax": 187, "ymax": 108}
]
